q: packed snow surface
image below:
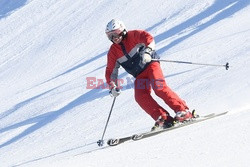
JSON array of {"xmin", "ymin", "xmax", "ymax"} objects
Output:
[{"xmin": 0, "ymin": 0, "xmax": 250, "ymax": 166}]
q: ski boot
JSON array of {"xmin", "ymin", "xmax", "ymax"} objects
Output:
[
  {"xmin": 174, "ymin": 110, "xmax": 194, "ymax": 123},
  {"xmin": 151, "ymin": 115, "xmax": 174, "ymax": 131}
]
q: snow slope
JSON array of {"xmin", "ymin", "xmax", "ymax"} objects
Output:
[{"xmin": 0, "ymin": 0, "xmax": 250, "ymax": 166}]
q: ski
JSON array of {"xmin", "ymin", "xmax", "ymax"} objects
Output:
[{"xmin": 107, "ymin": 111, "xmax": 228, "ymax": 146}]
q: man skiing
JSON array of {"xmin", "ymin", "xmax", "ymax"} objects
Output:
[{"xmin": 105, "ymin": 19, "xmax": 193, "ymax": 130}]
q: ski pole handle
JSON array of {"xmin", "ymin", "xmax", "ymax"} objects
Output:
[{"xmin": 152, "ymin": 59, "xmax": 229, "ymax": 70}]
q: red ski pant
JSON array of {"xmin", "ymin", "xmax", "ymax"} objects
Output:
[{"xmin": 134, "ymin": 62, "xmax": 189, "ymax": 120}]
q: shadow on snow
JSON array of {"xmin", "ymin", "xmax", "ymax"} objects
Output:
[
  {"xmin": 153, "ymin": 0, "xmax": 250, "ymax": 54},
  {"xmin": 0, "ymin": 0, "xmax": 27, "ymax": 20},
  {"xmin": 0, "ymin": 84, "xmax": 107, "ymax": 149}
]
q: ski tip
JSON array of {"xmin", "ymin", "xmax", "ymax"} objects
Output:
[{"xmin": 219, "ymin": 111, "xmax": 229, "ymax": 115}]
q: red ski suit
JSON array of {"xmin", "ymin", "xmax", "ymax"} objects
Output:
[{"xmin": 105, "ymin": 30, "xmax": 188, "ymax": 120}]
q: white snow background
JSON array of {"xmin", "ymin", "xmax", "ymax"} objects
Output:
[{"xmin": 0, "ymin": 0, "xmax": 250, "ymax": 166}]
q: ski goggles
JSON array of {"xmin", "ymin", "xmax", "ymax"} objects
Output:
[{"xmin": 106, "ymin": 29, "xmax": 123, "ymax": 41}]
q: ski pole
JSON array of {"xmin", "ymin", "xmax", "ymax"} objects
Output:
[
  {"xmin": 152, "ymin": 59, "xmax": 229, "ymax": 70},
  {"xmin": 97, "ymin": 97, "xmax": 116, "ymax": 147}
]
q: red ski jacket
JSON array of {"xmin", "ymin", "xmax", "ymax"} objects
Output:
[{"xmin": 105, "ymin": 30, "xmax": 159, "ymax": 85}]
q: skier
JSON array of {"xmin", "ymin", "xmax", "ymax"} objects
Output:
[{"xmin": 105, "ymin": 19, "xmax": 193, "ymax": 130}]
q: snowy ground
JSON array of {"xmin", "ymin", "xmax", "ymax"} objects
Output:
[{"xmin": 1, "ymin": 0, "xmax": 250, "ymax": 166}]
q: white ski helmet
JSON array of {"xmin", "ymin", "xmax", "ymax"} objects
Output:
[{"xmin": 105, "ymin": 19, "xmax": 127, "ymax": 41}]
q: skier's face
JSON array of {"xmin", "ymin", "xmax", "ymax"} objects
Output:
[
  {"xmin": 112, "ymin": 35, "xmax": 122, "ymax": 44},
  {"xmin": 106, "ymin": 29, "xmax": 123, "ymax": 44}
]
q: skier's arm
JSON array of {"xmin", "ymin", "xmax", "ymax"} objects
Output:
[
  {"xmin": 105, "ymin": 49, "xmax": 120, "ymax": 86},
  {"xmin": 135, "ymin": 30, "xmax": 156, "ymax": 63},
  {"xmin": 134, "ymin": 30, "xmax": 155, "ymax": 50}
]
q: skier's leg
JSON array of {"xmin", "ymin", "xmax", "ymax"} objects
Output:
[
  {"xmin": 134, "ymin": 77, "xmax": 170, "ymax": 121},
  {"xmin": 148, "ymin": 62, "xmax": 189, "ymax": 112}
]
